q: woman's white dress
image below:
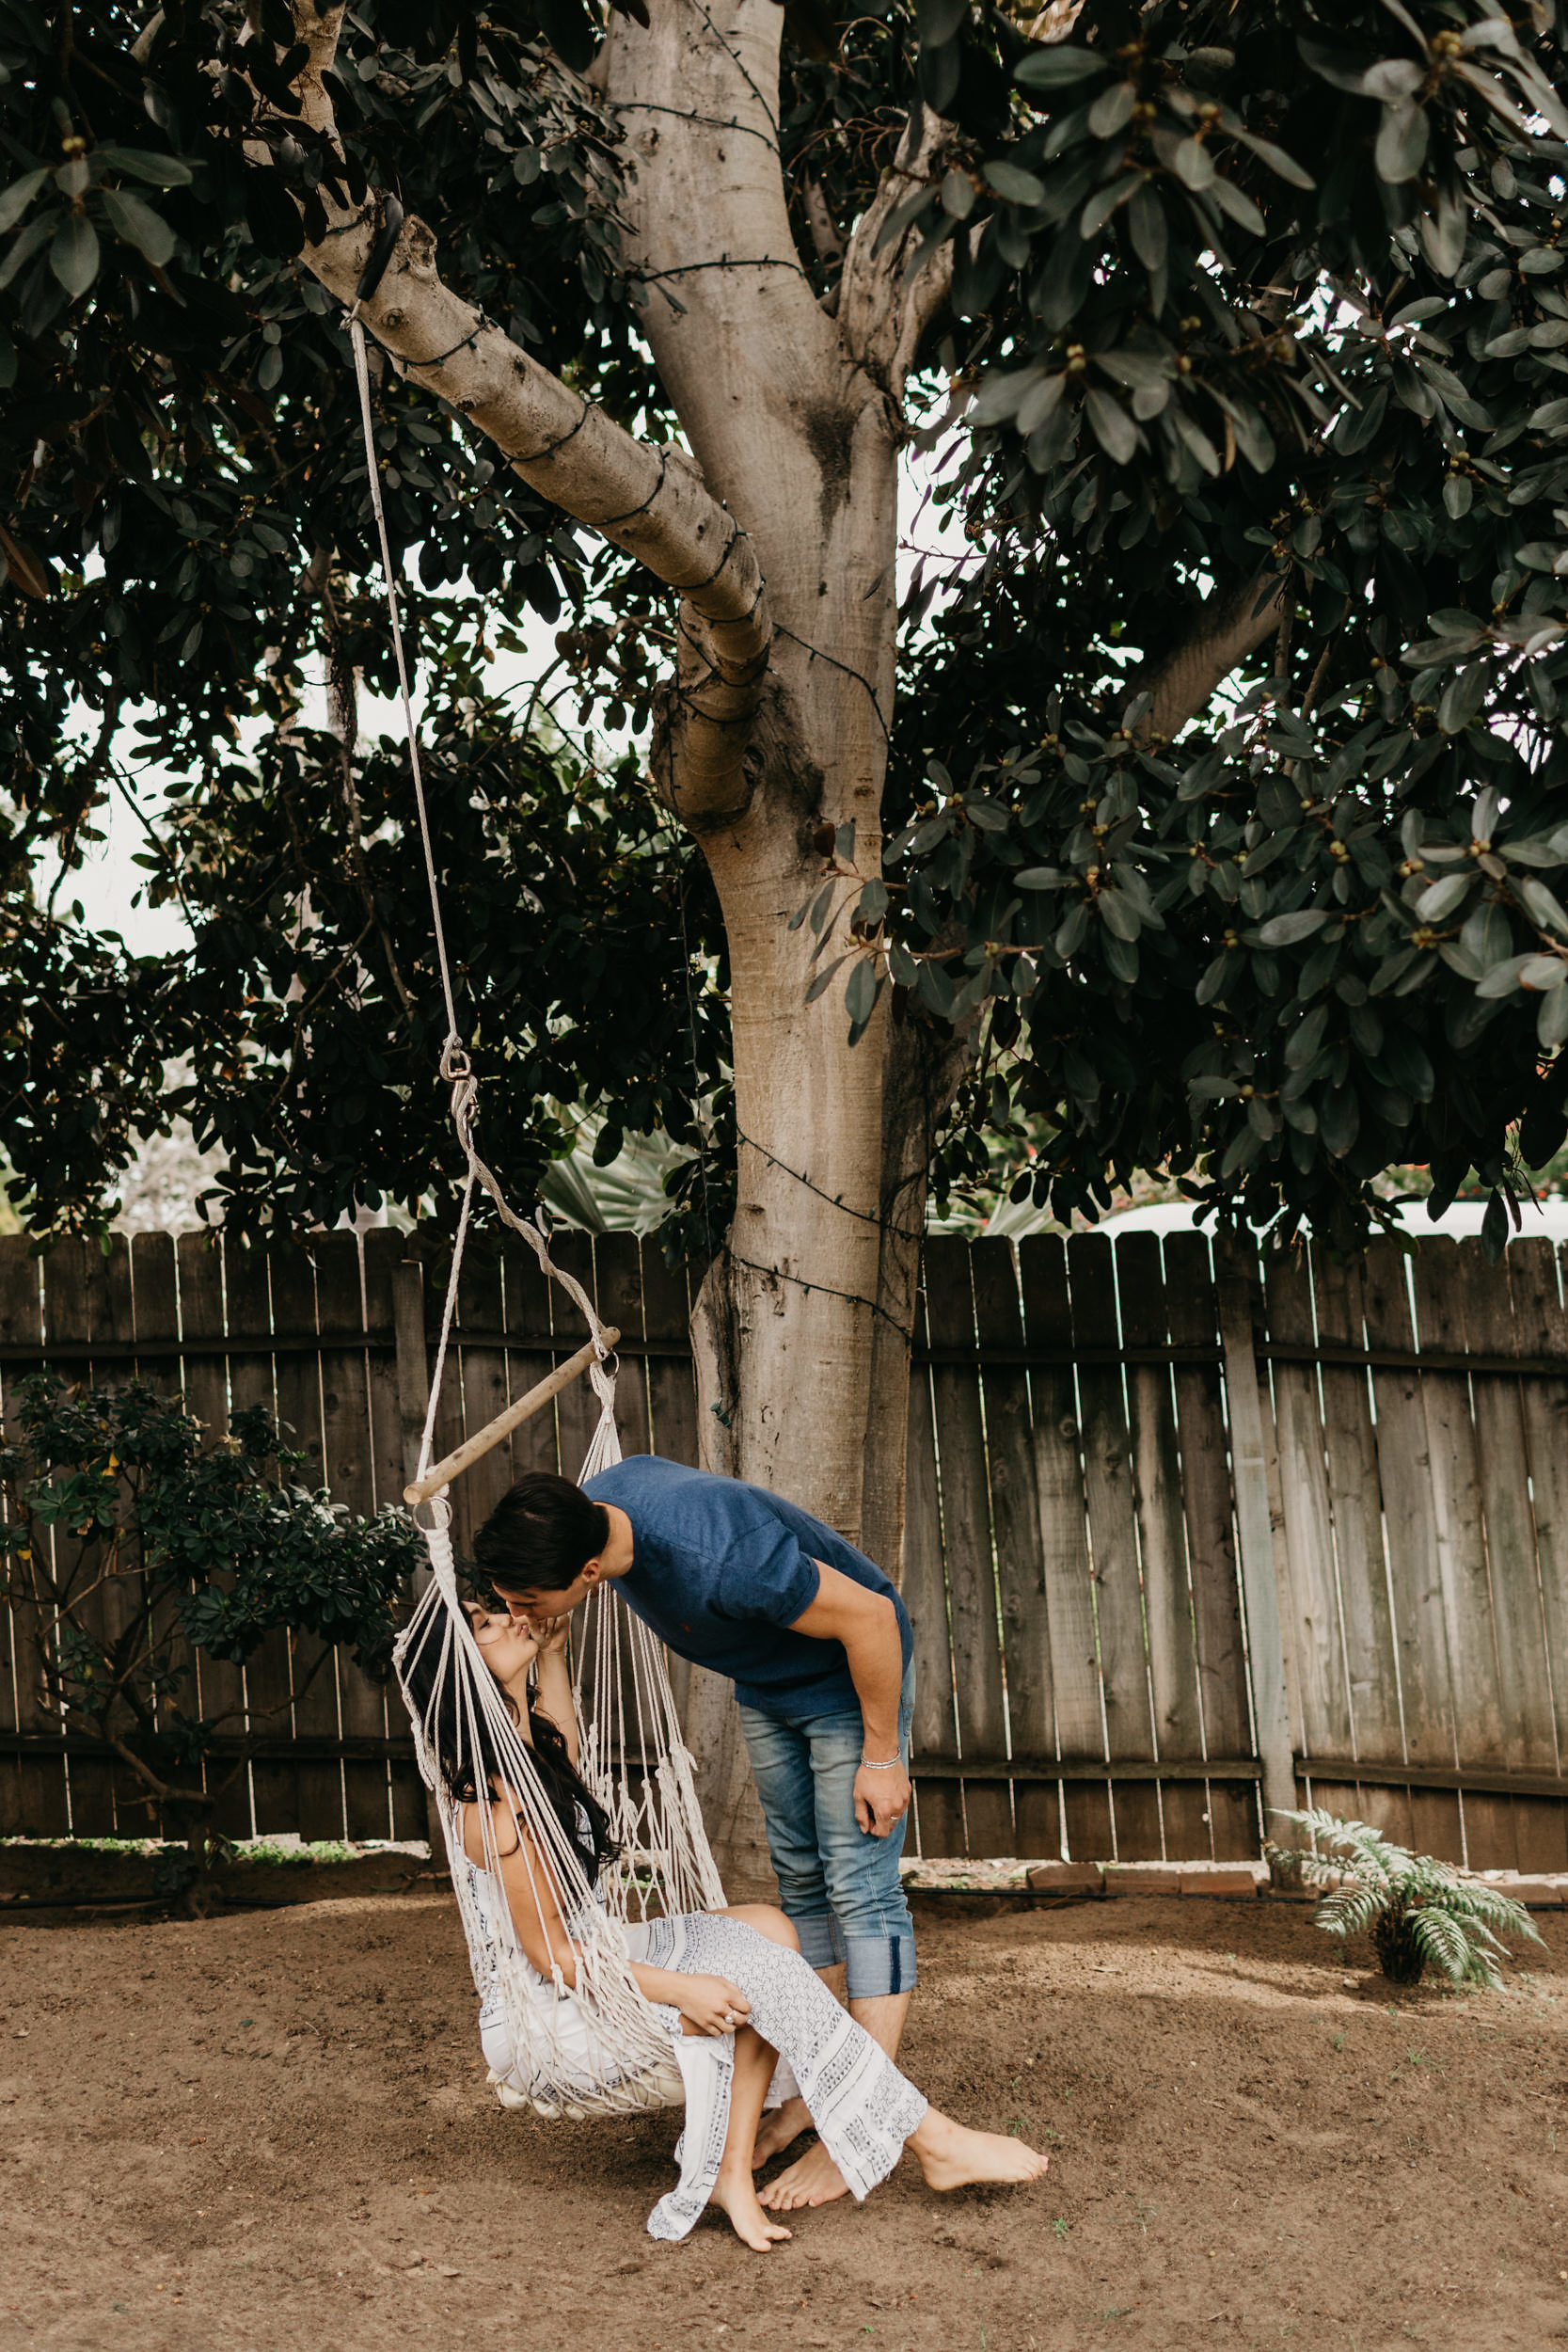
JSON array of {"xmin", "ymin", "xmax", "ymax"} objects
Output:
[{"xmin": 459, "ymin": 1848, "xmax": 927, "ymax": 2240}]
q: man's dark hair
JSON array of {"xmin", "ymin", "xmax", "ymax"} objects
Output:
[{"xmin": 472, "ymin": 1471, "xmax": 610, "ymax": 1594}]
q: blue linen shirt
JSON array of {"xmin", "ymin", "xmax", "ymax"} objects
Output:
[{"xmin": 582, "ymin": 1454, "xmax": 912, "ymax": 1718}]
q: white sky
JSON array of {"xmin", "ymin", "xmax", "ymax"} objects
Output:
[{"xmin": 54, "ymin": 449, "xmax": 969, "ymax": 959}]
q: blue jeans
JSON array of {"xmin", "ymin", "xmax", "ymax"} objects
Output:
[{"xmin": 737, "ymin": 1661, "xmax": 916, "ymax": 2000}]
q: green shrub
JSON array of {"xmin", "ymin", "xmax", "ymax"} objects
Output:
[
  {"xmin": 0, "ymin": 1375, "xmax": 421, "ymax": 1885},
  {"xmin": 1268, "ymin": 1808, "xmax": 1546, "ymax": 1989}
]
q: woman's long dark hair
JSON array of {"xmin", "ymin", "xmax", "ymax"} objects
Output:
[{"xmin": 397, "ymin": 1602, "xmax": 617, "ymax": 1885}]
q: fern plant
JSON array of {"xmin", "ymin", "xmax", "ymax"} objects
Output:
[{"xmin": 1267, "ymin": 1810, "xmax": 1546, "ymax": 1990}]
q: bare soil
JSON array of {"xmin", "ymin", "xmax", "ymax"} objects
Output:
[{"xmin": 4, "ymin": 1889, "xmax": 1566, "ymax": 2351}]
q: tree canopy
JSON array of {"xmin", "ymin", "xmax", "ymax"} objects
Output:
[{"xmin": 5, "ymin": 0, "xmax": 1568, "ymax": 1257}]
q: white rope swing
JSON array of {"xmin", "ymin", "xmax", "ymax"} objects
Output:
[{"xmin": 344, "ymin": 307, "xmax": 725, "ymax": 2121}]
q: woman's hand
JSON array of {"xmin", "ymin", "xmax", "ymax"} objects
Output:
[{"xmin": 673, "ymin": 1975, "xmax": 752, "ymax": 2038}]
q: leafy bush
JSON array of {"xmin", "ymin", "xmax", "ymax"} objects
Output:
[
  {"xmin": 0, "ymin": 1376, "xmax": 421, "ymax": 1883},
  {"xmin": 1268, "ymin": 1808, "xmax": 1545, "ymax": 1990}
]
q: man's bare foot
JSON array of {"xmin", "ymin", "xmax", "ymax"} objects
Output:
[
  {"xmin": 756, "ymin": 2138, "xmax": 851, "ymax": 2212},
  {"xmin": 711, "ymin": 2163, "xmax": 794, "ymax": 2251},
  {"xmin": 751, "ymin": 2095, "xmax": 811, "ymax": 2169},
  {"xmin": 908, "ymin": 2108, "xmax": 1050, "ymax": 2193}
]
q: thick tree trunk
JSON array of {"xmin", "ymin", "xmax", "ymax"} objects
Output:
[{"xmin": 605, "ymin": 0, "xmax": 934, "ymax": 1882}]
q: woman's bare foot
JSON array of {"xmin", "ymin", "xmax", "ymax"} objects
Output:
[
  {"xmin": 908, "ymin": 2108, "xmax": 1051, "ymax": 2193},
  {"xmin": 711, "ymin": 2162, "xmax": 795, "ymax": 2251},
  {"xmin": 756, "ymin": 2139, "xmax": 850, "ymax": 2211},
  {"xmin": 751, "ymin": 2095, "xmax": 811, "ymax": 2169}
]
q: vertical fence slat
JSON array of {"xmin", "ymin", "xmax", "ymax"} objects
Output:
[
  {"xmin": 974, "ymin": 1243, "xmax": 1058, "ymax": 1860},
  {"xmin": 124, "ymin": 1233, "xmax": 184, "ymax": 1840},
  {"xmin": 1118, "ymin": 1232, "xmax": 1208, "ymax": 1859},
  {"xmin": 1448, "ymin": 1241, "xmax": 1563, "ymax": 1870},
  {"xmin": 1363, "ymin": 1239, "xmax": 1464, "ymax": 1862},
  {"xmin": 1215, "ymin": 1242, "xmax": 1296, "ymax": 1847},
  {"xmin": 1306, "ymin": 1247, "xmax": 1409, "ymax": 1842},
  {"xmin": 1263, "ymin": 1248, "xmax": 1350, "ymax": 1772},
  {"xmin": 173, "ymin": 1233, "xmax": 252, "ymax": 1841},
  {"xmin": 1019, "ymin": 1236, "xmax": 1107, "ymax": 1863},
  {"xmin": 594, "ymin": 1234, "xmax": 650, "ymax": 1458},
  {"xmin": 317, "ymin": 1232, "xmax": 391, "ymax": 1844},
  {"xmin": 548, "ymin": 1232, "xmax": 601, "ymax": 1480},
  {"xmin": 1408, "ymin": 1240, "xmax": 1513, "ymax": 1870},
  {"xmin": 450, "ymin": 1240, "xmax": 510, "ymax": 1560},
  {"xmin": 0, "ymin": 1240, "xmax": 61, "ymax": 1836},
  {"xmin": 92, "ymin": 1235, "xmax": 150, "ymax": 1837},
  {"xmin": 43, "ymin": 1243, "xmax": 118, "ymax": 1835},
  {"xmin": 366, "ymin": 1235, "xmax": 429, "ymax": 1841},
  {"xmin": 924, "ymin": 1236, "xmax": 1010, "ymax": 1854},
  {"xmin": 904, "ymin": 1309, "xmax": 962, "ymax": 1859},
  {"xmin": 579, "ymin": 1233, "xmax": 645, "ymax": 1740},
  {"xmin": 1069, "ymin": 1233, "xmax": 1161, "ymax": 1860},
  {"xmin": 362, "ymin": 1231, "xmax": 410, "ymax": 1508},
  {"xmin": 1164, "ymin": 1233, "xmax": 1256, "ymax": 1860},
  {"xmin": 640, "ymin": 1247, "xmax": 698, "ymax": 1726},
  {"xmin": 221, "ymin": 1244, "xmax": 294, "ymax": 1838},
  {"xmin": 1510, "ymin": 1242, "xmax": 1568, "ymax": 1796},
  {"xmin": 272, "ymin": 1243, "xmax": 343, "ymax": 1842}
]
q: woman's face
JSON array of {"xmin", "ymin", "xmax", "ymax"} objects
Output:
[{"xmin": 466, "ymin": 1602, "xmax": 539, "ymax": 1689}]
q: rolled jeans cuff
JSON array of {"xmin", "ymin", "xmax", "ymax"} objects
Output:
[
  {"xmin": 790, "ymin": 1912, "xmax": 846, "ymax": 1971},
  {"xmin": 843, "ymin": 1929, "xmax": 918, "ymax": 2000}
]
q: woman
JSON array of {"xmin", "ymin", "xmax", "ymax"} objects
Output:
[{"xmin": 404, "ymin": 1597, "xmax": 1048, "ymax": 2250}]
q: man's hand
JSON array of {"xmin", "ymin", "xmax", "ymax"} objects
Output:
[
  {"xmin": 530, "ymin": 1613, "xmax": 570, "ymax": 1657},
  {"xmin": 853, "ymin": 1760, "xmax": 911, "ymax": 1838}
]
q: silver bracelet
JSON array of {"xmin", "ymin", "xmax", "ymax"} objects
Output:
[{"xmin": 860, "ymin": 1755, "xmax": 903, "ymax": 1770}]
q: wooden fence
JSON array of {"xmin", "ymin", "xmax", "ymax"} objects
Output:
[{"xmin": 3, "ymin": 1225, "xmax": 1566, "ymax": 1871}]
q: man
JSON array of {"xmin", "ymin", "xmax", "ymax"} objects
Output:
[{"xmin": 471, "ymin": 1453, "xmax": 917, "ymax": 2214}]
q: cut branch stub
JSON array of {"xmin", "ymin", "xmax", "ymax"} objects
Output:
[{"xmin": 285, "ymin": 3, "xmax": 768, "ymax": 826}]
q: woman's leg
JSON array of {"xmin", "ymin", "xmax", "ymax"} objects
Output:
[
  {"xmin": 905, "ymin": 2106, "xmax": 1051, "ymax": 2192},
  {"xmin": 718, "ymin": 1901, "xmax": 800, "ymax": 1950},
  {"xmin": 706, "ymin": 2026, "xmax": 793, "ymax": 2252}
]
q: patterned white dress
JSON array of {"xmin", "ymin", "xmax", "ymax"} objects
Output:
[{"xmin": 460, "ymin": 1850, "xmax": 927, "ymax": 2240}]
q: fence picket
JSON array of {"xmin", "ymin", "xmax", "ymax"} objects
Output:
[
  {"xmin": 1509, "ymin": 1242, "xmax": 1568, "ymax": 1804},
  {"xmin": 1068, "ymin": 1234, "xmax": 1162, "ymax": 1860},
  {"xmin": 1264, "ymin": 1249, "xmax": 1348, "ymax": 1771},
  {"xmin": 904, "ymin": 1326, "xmax": 962, "ymax": 1859},
  {"xmin": 1164, "ymin": 1232, "xmax": 1256, "ymax": 1860},
  {"xmin": 638, "ymin": 1245, "xmax": 698, "ymax": 1726},
  {"xmin": 924, "ymin": 1236, "xmax": 1010, "ymax": 1854},
  {"xmin": 316, "ymin": 1232, "xmax": 392, "ymax": 1844},
  {"xmin": 1449, "ymin": 1241, "xmax": 1563, "ymax": 1871},
  {"xmin": 271, "ymin": 1244, "xmax": 342, "ymax": 1842},
  {"xmin": 125, "ymin": 1233, "xmax": 188, "ymax": 1841},
  {"xmin": 1362, "ymin": 1240, "xmax": 1464, "ymax": 1863},
  {"xmin": 974, "ymin": 1241, "xmax": 1057, "ymax": 1859},
  {"xmin": 1019, "ymin": 1236, "xmax": 1106, "ymax": 1862},
  {"xmin": 1117, "ymin": 1232, "xmax": 1208, "ymax": 1858},
  {"xmin": 40, "ymin": 1243, "xmax": 117, "ymax": 1835},
  {"xmin": 174, "ymin": 1234, "xmax": 253, "ymax": 1840}
]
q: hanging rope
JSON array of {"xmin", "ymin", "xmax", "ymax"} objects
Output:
[{"xmin": 347, "ymin": 305, "xmax": 618, "ymax": 1489}]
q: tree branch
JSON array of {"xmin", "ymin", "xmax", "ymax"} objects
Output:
[
  {"xmin": 1133, "ymin": 567, "xmax": 1293, "ymax": 740},
  {"xmin": 839, "ymin": 106, "xmax": 956, "ymax": 398},
  {"xmin": 284, "ymin": 5, "xmax": 769, "ymax": 824}
]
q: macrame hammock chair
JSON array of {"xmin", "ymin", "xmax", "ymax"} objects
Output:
[{"xmin": 339, "ymin": 294, "xmax": 727, "ymax": 2124}]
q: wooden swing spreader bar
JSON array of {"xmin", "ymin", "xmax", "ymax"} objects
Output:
[{"xmin": 403, "ymin": 1327, "xmax": 621, "ymax": 1506}]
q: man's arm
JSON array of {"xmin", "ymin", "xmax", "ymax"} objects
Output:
[{"xmin": 789, "ymin": 1563, "xmax": 911, "ymax": 1838}]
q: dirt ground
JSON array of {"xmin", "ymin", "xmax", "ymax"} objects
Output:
[{"xmin": 4, "ymin": 1889, "xmax": 1567, "ymax": 2352}]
